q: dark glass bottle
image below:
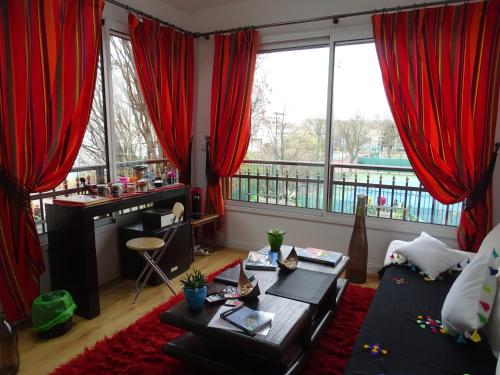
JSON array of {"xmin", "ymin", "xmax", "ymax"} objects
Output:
[{"xmin": 0, "ymin": 314, "xmax": 19, "ymax": 375}]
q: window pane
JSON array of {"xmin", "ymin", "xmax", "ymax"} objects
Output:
[
  {"xmin": 328, "ymin": 42, "xmax": 462, "ymax": 225},
  {"xmin": 227, "ymin": 47, "xmax": 329, "ymax": 209},
  {"xmin": 110, "ymin": 35, "xmax": 163, "ymax": 177}
]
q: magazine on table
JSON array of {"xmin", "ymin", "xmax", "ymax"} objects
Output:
[
  {"xmin": 207, "ymin": 305, "xmax": 274, "ymax": 336},
  {"xmin": 296, "ymin": 247, "xmax": 343, "ymax": 267},
  {"xmin": 245, "ymin": 251, "xmax": 278, "ymax": 270}
]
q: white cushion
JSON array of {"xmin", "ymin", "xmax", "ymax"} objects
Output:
[
  {"xmin": 394, "ymin": 232, "xmax": 470, "ymax": 280},
  {"xmin": 384, "ymin": 240, "xmax": 408, "ymax": 266},
  {"xmin": 482, "ymin": 224, "xmax": 500, "ymax": 357},
  {"xmin": 441, "ymin": 248, "xmax": 498, "ymax": 336}
]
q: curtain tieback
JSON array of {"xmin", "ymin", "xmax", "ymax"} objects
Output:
[
  {"xmin": 464, "ymin": 142, "xmax": 500, "ymax": 210},
  {"xmin": 0, "ymin": 167, "xmax": 32, "ymax": 212}
]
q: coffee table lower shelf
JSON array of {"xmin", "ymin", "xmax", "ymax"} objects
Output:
[{"xmin": 163, "ymin": 278, "xmax": 348, "ymax": 375}]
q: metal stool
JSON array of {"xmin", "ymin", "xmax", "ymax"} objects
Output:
[{"xmin": 126, "ymin": 202, "xmax": 184, "ymax": 303}]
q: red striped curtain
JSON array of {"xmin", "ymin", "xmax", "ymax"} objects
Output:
[
  {"xmin": 206, "ymin": 30, "xmax": 259, "ymax": 218},
  {"xmin": 372, "ymin": 1, "xmax": 500, "ymax": 251},
  {"xmin": 0, "ymin": 0, "xmax": 103, "ymax": 320},
  {"xmin": 128, "ymin": 14, "xmax": 194, "ymax": 184}
]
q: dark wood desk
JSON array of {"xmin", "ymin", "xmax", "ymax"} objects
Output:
[
  {"xmin": 46, "ymin": 185, "xmax": 191, "ymax": 319},
  {"xmin": 161, "ymin": 245, "xmax": 349, "ymax": 374}
]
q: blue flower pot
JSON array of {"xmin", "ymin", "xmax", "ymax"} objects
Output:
[{"xmin": 183, "ymin": 286, "xmax": 207, "ymax": 310}]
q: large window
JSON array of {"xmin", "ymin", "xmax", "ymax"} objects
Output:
[
  {"xmin": 225, "ymin": 40, "xmax": 463, "ymax": 226},
  {"xmin": 230, "ymin": 46, "xmax": 330, "ymax": 208},
  {"xmin": 110, "ymin": 35, "xmax": 164, "ymax": 178}
]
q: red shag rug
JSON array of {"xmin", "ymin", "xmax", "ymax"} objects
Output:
[{"xmin": 52, "ymin": 260, "xmax": 376, "ymax": 375}]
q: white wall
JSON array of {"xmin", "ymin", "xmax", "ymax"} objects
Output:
[{"xmin": 189, "ymin": 0, "xmax": 500, "ymax": 273}]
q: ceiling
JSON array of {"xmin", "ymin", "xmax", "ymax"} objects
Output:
[{"xmin": 159, "ymin": 0, "xmax": 252, "ymax": 14}]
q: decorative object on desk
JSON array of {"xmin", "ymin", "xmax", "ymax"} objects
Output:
[
  {"xmin": 31, "ymin": 290, "xmax": 76, "ymax": 339},
  {"xmin": 180, "ymin": 268, "xmax": 207, "ymax": 310},
  {"xmin": 0, "ymin": 312, "xmax": 19, "ymax": 374},
  {"xmin": 133, "ymin": 165, "xmax": 148, "ymax": 181},
  {"xmin": 153, "ymin": 178, "xmax": 163, "ymax": 188},
  {"xmin": 214, "ymin": 264, "xmax": 255, "ymax": 286},
  {"xmin": 111, "ymin": 183, "xmax": 124, "ymax": 198},
  {"xmin": 118, "ymin": 176, "xmax": 129, "ymax": 190},
  {"xmin": 79, "ymin": 177, "xmax": 97, "ymax": 195},
  {"xmin": 346, "ymin": 194, "xmax": 368, "ymax": 283},
  {"xmin": 277, "ymin": 246, "xmax": 298, "ymax": 272},
  {"xmin": 245, "ymin": 251, "xmax": 278, "ymax": 270},
  {"xmin": 126, "ymin": 182, "xmax": 136, "ymax": 193},
  {"xmin": 297, "ymin": 247, "xmax": 343, "ymax": 267},
  {"xmin": 96, "ymin": 184, "xmax": 110, "ymax": 197},
  {"xmin": 238, "ymin": 261, "xmax": 261, "ymax": 299},
  {"xmin": 137, "ymin": 179, "xmax": 148, "ymax": 192},
  {"xmin": 267, "ymin": 228, "xmax": 286, "ymax": 252}
]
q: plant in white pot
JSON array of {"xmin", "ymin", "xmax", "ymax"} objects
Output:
[{"xmin": 180, "ymin": 268, "xmax": 207, "ymax": 310}]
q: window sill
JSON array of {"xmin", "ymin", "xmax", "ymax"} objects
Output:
[{"xmin": 224, "ymin": 200, "xmax": 457, "ymax": 240}]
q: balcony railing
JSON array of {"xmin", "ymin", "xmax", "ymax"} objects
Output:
[
  {"xmin": 223, "ymin": 160, "xmax": 463, "ymax": 227},
  {"xmin": 31, "ymin": 159, "xmax": 168, "ymax": 234}
]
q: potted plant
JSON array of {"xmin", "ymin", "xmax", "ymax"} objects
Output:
[
  {"xmin": 180, "ymin": 268, "xmax": 207, "ymax": 310},
  {"xmin": 267, "ymin": 228, "xmax": 286, "ymax": 252}
]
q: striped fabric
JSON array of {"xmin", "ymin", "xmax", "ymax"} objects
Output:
[
  {"xmin": 0, "ymin": 0, "xmax": 103, "ymax": 320},
  {"xmin": 372, "ymin": 1, "xmax": 500, "ymax": 251},
  {"xmin": 128, "ymin": 14, "xmax": 194, "ymax": 184},
  {"xmin": 206, "ymin": 30, "xmax": 259, "ymax": 218}
]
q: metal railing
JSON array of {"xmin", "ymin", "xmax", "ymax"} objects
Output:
[
  {"xmin": 31, "ymin": 159, "xmax": 168, "ymax": 234},
  {"xmin": 223, "ymin": 160, "xmax": 463, "ymax": 226}
]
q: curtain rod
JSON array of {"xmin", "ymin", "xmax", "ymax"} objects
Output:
[
  {"xmin": 197, "ymin": 0, "xmax": 484, "ymax": 38},
  {"xmin": 104, "ymin": 0, "xmax": 193, "ymax": 35},
  {"xmin": 105, "ymin": 0, "xmax": 484, "ymax": 38}
]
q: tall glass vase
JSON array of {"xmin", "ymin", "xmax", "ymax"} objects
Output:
[{"xmin": 346, "ymin": 195, "xmax": 368, "ymax": 283}]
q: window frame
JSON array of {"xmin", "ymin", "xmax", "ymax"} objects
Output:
[{"xmin": 224, "ymin": 26, "xmax": 461, "ymax": 233}]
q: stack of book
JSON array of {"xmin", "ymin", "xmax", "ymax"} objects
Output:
[{"xmin": 245, "ymin": 251, "xmax": 278, "ymax": 270}]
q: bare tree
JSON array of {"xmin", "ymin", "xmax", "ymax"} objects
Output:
[
  {"xmin": 303, "ymin": 118, "xmax": 326, "ymax": 161},
  {"xmin": 379, "ymin": 118, "xmax": 398, "ymax": 158},
  {"xmin": 110, "ymin": 37, "xmax": 160, "ymax": 162},
  {"xmin": 337, "ymin": 112, "xmax": 370, "ymax": 164},
  {"xmin": 76, "ymin": 61, "xmax": 106, "ymax": 166}
]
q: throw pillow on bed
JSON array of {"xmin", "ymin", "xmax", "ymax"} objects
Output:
[
  {"xmin": 441, "ymin": 248, "xmax": 499, "ymax": 338},
  {"xmin": 394, "ymin": 232, "xmax": 470, "ymax": 280}
]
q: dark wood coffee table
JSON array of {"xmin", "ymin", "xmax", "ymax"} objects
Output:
[{"xmin": 160, "ymin": 245, "xmax": 350, "ymax": 374}]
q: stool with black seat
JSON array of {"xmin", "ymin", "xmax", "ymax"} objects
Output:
[{"xmin": 126, "ymin": 202, "xmax": 184, "ymax": 303}]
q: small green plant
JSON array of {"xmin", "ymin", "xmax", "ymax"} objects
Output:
[
  {"xmin": 180, "ymin": 268, "xmax": 207, "ymax": 289},
  {"xmin": 267, "ymin": 228, "xmax": 285, "ymax": 236}
]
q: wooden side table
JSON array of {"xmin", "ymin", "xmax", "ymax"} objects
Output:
[{"xmin": 191, "ymin": 214, "xmax": 219, "ymax": 260}]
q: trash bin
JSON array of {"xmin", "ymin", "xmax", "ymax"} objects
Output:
[{"xmin": 31, "ymin": 290, "xmax": 76, "ymax": 339}]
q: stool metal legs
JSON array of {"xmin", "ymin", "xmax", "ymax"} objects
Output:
[{"xmin": 133, "ymin": 247, "xmax": 177, "ymax": 304}]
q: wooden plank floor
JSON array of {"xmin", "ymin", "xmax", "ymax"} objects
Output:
[{"xmin": 17, "ymin": 248, "xmax": 379, "ymax": 375}]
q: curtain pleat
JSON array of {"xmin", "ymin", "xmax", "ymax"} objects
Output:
[
  {"xmin": 372, "ymin": 1, "xmax": 500, "ymax": 251},
  {"xmin": 0, "ymin": 0, "xmax": 103, "ymax": 320},
  {"xmin": 128, "ymin": 14, "xmax": 194, "ymax": 184},
  {"xmin": 206, "ymin": 30, "xmax": 259, "ymax": 219}
]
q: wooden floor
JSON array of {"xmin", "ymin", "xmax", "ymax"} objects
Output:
[{"xmin": 17, "ymin": 248, "xmax": 379, "ymax": 375}]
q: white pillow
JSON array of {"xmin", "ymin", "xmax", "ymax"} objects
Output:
[
  {"xmin": 441, "ymin": 248, "xmax": 498, "ymax": 336},
  {"xmin": 394, "ymin": 232, "xmax": 470, "ymax": 280},
  {"xmin": 481, "ymin": 223, "xmax": 500, "ymax": 357},
  {"xmin": 384, "ymin": 240, "xmax": 408, "ymax": 266}
]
